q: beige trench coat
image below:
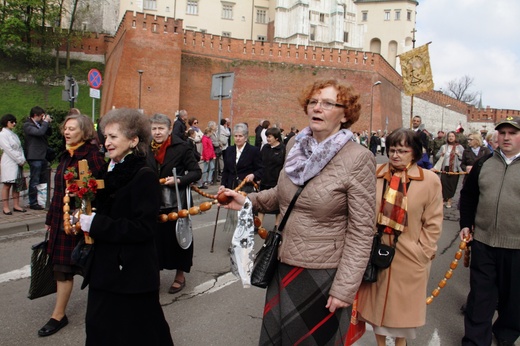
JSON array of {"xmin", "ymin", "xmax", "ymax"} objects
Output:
[{"xmin": 357, "ymin": 163, "xmax": 443, "ymax": 328}]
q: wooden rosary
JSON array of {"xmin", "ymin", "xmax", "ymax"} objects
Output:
[
  {"xmin": 159, "ymin": 179, "xmax": 269, "ymax": 239},
  {"xmin": 426, "ymin": 236, "xmax": 470, "ymax": 305}
]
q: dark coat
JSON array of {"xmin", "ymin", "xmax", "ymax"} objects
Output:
[
  {"xmin": 260, "ymin": 143, "xmax": 285, "ymax": 188},
  {"xmin": 88, "ymin": 155, "xmax": 161, "ymax": 293},
  {"xmin": 45, "ymin": 142, "xmax": 106, "ymax": 265},
  {"xmin": 460, "ymin": 146, "xmax": 491, "ymax": 172},
  {"xmin": 145, "ymin": 135, "xmax": 201, "ymax": 271},
  {"xmin": 22, "ymin": 117, "xmax": 52, "ymax": 160},
  {"xmin": 221, "ymin": 143, "xmax": 263, "ymax": 189},
  {"xmin": 172, "ymin": 118, "xmax": 187, "ymax": 141},
  {"xmin": 145, "ymin": 135, "xmax": 201, "ymax": 212}
]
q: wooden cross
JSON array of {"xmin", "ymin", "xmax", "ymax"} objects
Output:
[{"xmin": 66, "ymin": 159, "xmax": 104, "ymax": 244}]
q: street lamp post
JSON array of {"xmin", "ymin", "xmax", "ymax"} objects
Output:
[
  {"xmin": 370, "ymin": 81, "xmax": 382, "ymax": 136},
  {"xmin": 441, "ymin": 104, "xmax": 451, "ymax": 132},
  {"xmin": 137, "ymin": 70, "xmax": 144, "ymax": 110}
]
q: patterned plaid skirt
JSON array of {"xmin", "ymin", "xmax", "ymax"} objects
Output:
[{"xmin": 259, "ymin": 262, "xmax": 352, "ymax": 346}]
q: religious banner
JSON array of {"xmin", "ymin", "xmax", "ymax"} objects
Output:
[{"xmin": 399, "ymin": 43, "xmax": 434, "ymax": 96}]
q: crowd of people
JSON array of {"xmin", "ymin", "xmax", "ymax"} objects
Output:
[{"xmin": 1, "ymin": 78, "xmax": 517, "ymax": 346}]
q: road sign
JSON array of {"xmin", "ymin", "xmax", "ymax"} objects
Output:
[
  {"xmin": 88, "ymin": 69, "xmax": 102, "ymax": 89},
  {"xmin": 210, "ymin": 72, "xmax": 234, "ymax": 100},
  {"xmin": 90, "ymin": 88, "xmax": 101, "ymax": 99}
]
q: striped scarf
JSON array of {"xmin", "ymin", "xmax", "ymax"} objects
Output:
[{"xmin": 377, "ymin": 166, "xmax": 409, "ymax": 234}]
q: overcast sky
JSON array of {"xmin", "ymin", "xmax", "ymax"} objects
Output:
[{"xmin": 414, "ymin": 0, "xmax": 520, "ymax": 110}]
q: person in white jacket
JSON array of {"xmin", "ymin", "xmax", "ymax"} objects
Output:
[{"xmin": 0, "ymin": 114, "xmax": 27, "ymax": 214}]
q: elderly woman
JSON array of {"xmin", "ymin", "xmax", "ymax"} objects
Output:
[
  {"xmin": 0, "ymin": 114, "xmax": 26, "ymax": 215},
  {"xmin": 357, "ymin": 128, "xmax": 443, "ymax": 346},
  {"xmin": 79, "ymin": 109, "xmax": 173, "ymax": 345},
  {"xmin": 461, "ymin": 132, "xmax": 491, "ymax": 178},
  {"xmin": 37, "ymin": 114, "xmax": 106, "ymax": 337},
  {"xmin": 436, "ymin": 131, "xmax": 464, "ymax": 208},
  {"xmin": 220, "ymin": 123, "xmax": 263, "ymax": 233},
  {"xmin": 146, "ymin": 113, "xmax": 201, "ymax": 294},
  {"xmin": 220, "ymin": 79, "xmax": 376, "ymax": 345}
]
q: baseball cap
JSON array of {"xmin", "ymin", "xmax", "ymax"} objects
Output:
[{"xmin": 495, "ymin": 116, "xmax": 520, "ymax": 130}]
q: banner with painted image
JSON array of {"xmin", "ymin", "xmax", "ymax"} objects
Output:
[{"xmin": 399, "ymin": 43, "xmax": 434, "ymax": 96}]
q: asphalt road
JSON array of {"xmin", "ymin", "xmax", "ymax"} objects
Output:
[{"xmin": 0, "ymin": 154, "xmax": 507, "ymax": 345}]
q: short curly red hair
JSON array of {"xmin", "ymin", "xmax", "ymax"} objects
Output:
[{"xmin": 298, "ymin": 79, "xmax": 361, "ymax": 129}]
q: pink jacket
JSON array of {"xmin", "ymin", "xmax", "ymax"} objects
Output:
[{"xmin": 201, "ymin": 135, "xmax": 216, "ymax": 161}]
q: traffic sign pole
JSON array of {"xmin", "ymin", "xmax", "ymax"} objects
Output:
[{"xmin": 88, "ymin": 69, "xmax": 103, "ymax": 123}]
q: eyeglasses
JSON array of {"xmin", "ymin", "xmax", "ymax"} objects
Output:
[
  {"xmin": 307, "ymin": 99, "xmax": 346, "ymax": 110},
  {"xmin": 388, "ymin": 149, "xmax": 412, "ymax": 156}
]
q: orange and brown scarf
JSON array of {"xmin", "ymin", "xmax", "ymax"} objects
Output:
[{"xmin": 377, "ymin": 165, "xmax": 409, "ymax": 234}]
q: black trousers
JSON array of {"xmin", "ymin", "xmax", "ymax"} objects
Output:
[{"xmin": 462, "ymin": 240, "xmax": 520, "ymax": 345}]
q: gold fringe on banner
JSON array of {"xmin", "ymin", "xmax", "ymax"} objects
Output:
[{"xmin": 399, "ymin": 43, "xmax": 434, "ymax": 96}]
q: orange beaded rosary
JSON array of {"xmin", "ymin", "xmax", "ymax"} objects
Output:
[
  {"xmin": 159, "ymin": 179, "xmax": 269, "ymax": 239},
  {"xmin": 426, "ymin": 235, "xmax": 471, "ymax": 305}
]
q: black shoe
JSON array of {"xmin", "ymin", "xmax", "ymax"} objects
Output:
[
  {"xmin": 198, "ymin": 185, "xmax": 208, "ymax": 189},
  {"xmin": 30, "ymin": 205, "xmax": 44, "ymax": 210},
  {"xmin": 38, "ymin": 315, "xmax": 68, "ymax": 337},
  {"xmin": 3, "ymin": 210, "xmax": 12, "ymax": 215}
]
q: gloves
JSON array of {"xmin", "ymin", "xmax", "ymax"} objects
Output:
[{"xmin": 79, "ymin": 212, "xmax": 96, "ymax": 233}]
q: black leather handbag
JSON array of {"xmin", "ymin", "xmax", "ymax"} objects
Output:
[
  {"xmin": 28, "ymin": 232, "xmax": 57, "ymax": 299},
  {"xmin": 362, "ymin": 229, "xmax": 399, "ymax": 283},
  {"xmin": 250, "ymin": 184, "xmax": 307, "ymax": 289}
]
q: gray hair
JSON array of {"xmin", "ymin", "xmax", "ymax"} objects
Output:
[
  {"xmin": 208, "ymin": 121, "xmax": 217, "ymax": 129},
  {"xmin": 233, "ymin": 123, "xmax": 249, "ymax": 137},
  {"xmin": 150, "ymin": 113, "xmax": 171, "ymax": 128}
]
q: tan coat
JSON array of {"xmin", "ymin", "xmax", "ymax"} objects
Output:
[
  {"xmin": 357, "ymin": 163, "xmax": 443, "ymax": 328},
  {"xmin": 249, "ymin": 140, "xmax": 376, "ymax": 304}
]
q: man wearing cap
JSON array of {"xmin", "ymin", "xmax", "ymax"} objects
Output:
[{"xmin": 459, "ymin": 116, "xmax": 520, "ymax": 346}]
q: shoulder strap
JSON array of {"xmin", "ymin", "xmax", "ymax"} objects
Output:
[{"xmin": 277, "ymin": 182, "xmax": 308, "ymax": 232}]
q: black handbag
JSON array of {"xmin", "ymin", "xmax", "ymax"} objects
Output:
[
  {"xmin": 251, "ymin": 184, "xmax": 307, "ymax": 289},
  {"xmin": 27, "ymin": 232, "xmax": 57, "ymax": 300},
  {"xmin": 362, "ymin": 229, "xmax": 400, "ymax": 283},
  {"xmin": 15, "ymin": 168, "xmax": 27, "ymax": 192},
  {"xmin": 71, "ymin": 237, "xmax": 95, "ymax": 289}
]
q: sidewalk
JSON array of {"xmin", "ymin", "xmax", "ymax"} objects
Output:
[{"xmin": 0, "ymin": 182, "xmax": 223, "ymax": 237}]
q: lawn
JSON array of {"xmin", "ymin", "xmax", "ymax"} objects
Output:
[{"xmin": 0, "ymin": 80, "xmax": 100, "ymax": 121}]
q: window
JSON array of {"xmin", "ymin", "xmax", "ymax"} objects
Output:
[
  {"xmin": 310, "ymin": 25, "xmax": 316, "ymax": 41},
  {"xmin": 395, "ymin": 10, "xmax": 401, "ymax": 20},
  {"xmin": 222, "ymin": 31, "xmax": 231, "ymax": 37},
  {"xmin": 407, "ymin": 10, "xmax": 412, "ymax": 21},
  {"xmin": 362, "ymin": 11, "xmax": 368, "ymax": 21},
  {"xmin": 343, "ymin": 31, "xmax": 349, "ymax": 43},
  {"xmin": 319, "ymin": 13, "xmax": 325, "ymax": 23},
  {"xmin": 257, "ymin": 35, "xmax": 266, "ymax": 41},
  {"xmin": 187, "ymin": 1, "xmax": 198, "ymax": 15},
  {"xmin": 144, "ymin": 0, "xmax": 157, "ymax": 10},
  {"xmin": 384, "ymin": 11, "xmax": 390, "ymax": 21},
  {"xmin": 222, "ymin": 4, "xmax": 233, "ymax": 20},
  {"xmin": 256, "ymin": 9, "xmax": 267, "ymax": 23}
]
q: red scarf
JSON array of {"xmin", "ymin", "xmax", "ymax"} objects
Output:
[
  {"xmin": 151, "ymin": 136, "xmax": 171, "ymax": 165},
  {"xmin": 448, "ymin": 144, "xmax": 457, "ymax": 171}
]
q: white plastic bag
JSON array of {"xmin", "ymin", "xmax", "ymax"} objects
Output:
[
  {"xmin": 230, "ymin": 198, "xmax": 255, "ymax": 288},
  {"xmin": 36, "ymin": 183, "xmax": 47, "ymax": 207}
]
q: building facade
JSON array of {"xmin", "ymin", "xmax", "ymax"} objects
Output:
[{"xmin": 67, "ymin": 0, "xmax": 417, "ymax": 68}]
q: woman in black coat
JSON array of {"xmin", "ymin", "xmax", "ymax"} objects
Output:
[
  {"xmin": 220, "ymin": 123, "xmax": 263, "ymax": 232},
  {"xmin": 80, "ymin": 109, "xmax": 173, "ymax": 346},
  {"xmin": 258, "ymin": 127, "xmax": 285, "ymax": 229},
  {"xmin": 460, "ymin": 131, "xmax": 491, "ymax": 184},
  {"xmin": 146, "ymin": 113, "xmax": 201, "ymax": 294}
]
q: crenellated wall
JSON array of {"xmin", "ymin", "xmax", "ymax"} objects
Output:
[{"xmin": 94, "ymin": 11, "xmax": 514, "ymax": 134}]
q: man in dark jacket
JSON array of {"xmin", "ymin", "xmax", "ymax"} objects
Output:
[
  {"xmin": 172, "ymin": 109, "xmax": 188, "ymax": 141},
  {"xmin": 284, "ymin": 126, "xmax": 296, "ymax": 145},
  {"xmin": 23, "ymin": 106, "xmax": 52, "ymax": 210}
]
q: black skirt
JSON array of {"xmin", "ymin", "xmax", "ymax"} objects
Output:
[
  {"xmin": 441, "ymin": 166, "xmax": 460, "ymax": 199},
  {"xmin": 155, "ymin": 220, "xmax": 194, "ymax": 272},
  {"xmin": 86, "ymin": 288, "xmax": 174, "ymax": 346}
]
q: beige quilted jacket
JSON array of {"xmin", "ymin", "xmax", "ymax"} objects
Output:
[{"xmin": 249, "ymin": 140, "xmax": 376, "ymax": 303}]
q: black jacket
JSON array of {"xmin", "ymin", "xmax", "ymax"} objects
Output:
[{"xmin": 221, "ymin": 143, "xmax": 263, "ymax": 189}]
